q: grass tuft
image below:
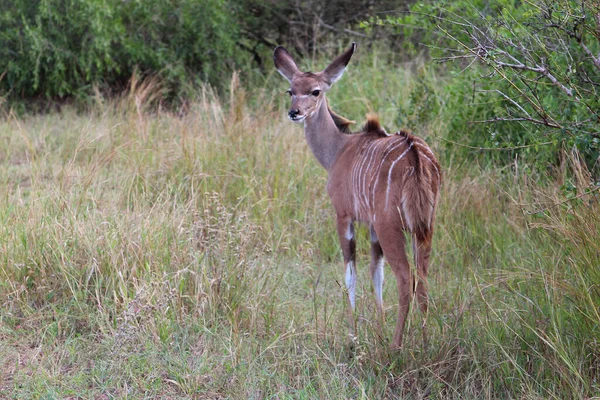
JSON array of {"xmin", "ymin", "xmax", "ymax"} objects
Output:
[{"xmin": 1, "ymin": 58, "xmax": 598, "ymax": 398}]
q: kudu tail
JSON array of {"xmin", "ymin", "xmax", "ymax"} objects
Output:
[{"xmin": 400, "ymin": 132, "xmax": 441, "ymax": 242}]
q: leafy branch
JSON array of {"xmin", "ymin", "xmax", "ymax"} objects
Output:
[{"xmin": 431, "ymin": 1, "xmax": 599, "ymax": 139}]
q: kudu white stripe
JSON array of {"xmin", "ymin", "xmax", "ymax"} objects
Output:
[
  {"xmin": 385, "ymin": 141, "xmax": 414, "ymax": 210},
  {"xmin": 371, "ymin": 136, "xmax": 408, "ymax": 211}
]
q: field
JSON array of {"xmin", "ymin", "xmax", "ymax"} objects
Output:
[{"xmin": 1, "ymin": 56, "xmax": 599, "ymax": 399}]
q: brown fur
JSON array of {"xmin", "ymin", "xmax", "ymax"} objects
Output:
[
  {"xmin": 275, "ymin": 42, "xmax": 441, "ymax": 349},
  {"xmin": 328, "ymin": 103, "xmax": 355, "ymax": 134},
  {"xmin": 400, "ymin": 133, "xmax": 441, "ymax": 241},
  {"xmin": 363, "ymin": 115, "xmax": 389, "ymax": 138}
]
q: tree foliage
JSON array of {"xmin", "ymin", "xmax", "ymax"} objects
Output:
[
  {"xmin": 0, "ymin": 0, "xmax": 240, "ymax": 100},
  {"xmin": 233, "ymin": 0, "xmax": 409, "ymax": 61},
  {"xmin": 0, "ymin": 0, "xmax": 413, "ymax": 103},
  {"xmin": 376, "ymin": 0, "xmax": 600, "ymax": 174}
]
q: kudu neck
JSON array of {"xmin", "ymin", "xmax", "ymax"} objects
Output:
[{"xmin": 303, "ymin": 98, "xmax": 349, "ymax": 172}]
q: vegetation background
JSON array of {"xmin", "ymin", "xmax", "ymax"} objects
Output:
[{"xmin": 0, "ymin": 0, "xmax": 599, "ymax": 398}]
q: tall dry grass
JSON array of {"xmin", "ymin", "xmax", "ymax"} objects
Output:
[{"xmin": 0, "ymin": 62, "xmax": 598, "ymax": 398}]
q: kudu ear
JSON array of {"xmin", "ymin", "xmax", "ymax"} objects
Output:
[
  {"xmin": 274, "ymin": 46, "xmax": 301, "ymax": 82},
  {"xmin": 320, "ymin": 42, "xmax": 356, "ymax": 86}
]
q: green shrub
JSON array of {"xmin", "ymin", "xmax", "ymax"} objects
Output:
[
  {"xmin": 0, "ymin": 0, "xmax": 241, "ymax": 100},
  {"xmin": 370, "ymin": 0, "xmax": 600, "ymax": 176},
  {"xmin": 0, "ymin": 0, "xmax": 419, "ymax": 104}
]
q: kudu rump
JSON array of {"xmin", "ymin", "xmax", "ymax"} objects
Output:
[{"xmin": 274, "ymin": 43, "xmax": 441, "ymax": 348}]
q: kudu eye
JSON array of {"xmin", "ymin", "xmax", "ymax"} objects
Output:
[{"xmin": 311, "ymin": 89, "xmax": 321, "ymax": 97}]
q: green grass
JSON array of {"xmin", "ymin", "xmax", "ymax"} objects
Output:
[{"xmin": 0, "ymin": 59, "xmax": 599, "ymax": 399}]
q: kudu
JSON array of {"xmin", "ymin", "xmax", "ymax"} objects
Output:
[{"xmin": 274, "ymin": 43, "xmax": 441, "ymax": 349}]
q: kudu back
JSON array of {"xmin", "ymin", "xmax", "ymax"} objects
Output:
[{"xmin": 274, "ymin": 43, "xmax": 441, "ymax": 349}]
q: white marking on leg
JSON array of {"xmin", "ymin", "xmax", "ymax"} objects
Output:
[
  {"xmin": 370, "ymin": 227, "xmax": 378, "ymax": 243},
  {"xmin": 345, "ymin": 223, "xmax": 354, "ymax": 241},
  {"xmin": 345, "ymin": 261, "xmax": 357, "ymax": 310},
  {"xmin": 372, "ymin": 256, "xmax": 384, "ymax": 308},
  {"xmin": 385, "ymin": 142, "xmax": 413, "ymax": 210}
]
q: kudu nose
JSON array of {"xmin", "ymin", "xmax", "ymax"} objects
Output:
[{"xmin": 288, "ymin": 109, "xmax": 300, "ymax": 119}]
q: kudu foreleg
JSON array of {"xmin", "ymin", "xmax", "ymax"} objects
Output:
[
  {"xmin": 369, "ymin": 227, "xmax": 385, "ymax": 332},
  {"xmin": 336, "ymin": 217, "xmax": 357, "ymax": 337}
]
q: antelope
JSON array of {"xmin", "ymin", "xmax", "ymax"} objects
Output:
[{"xmin": 274, "ymin": 43, "xmax": 441, "ymax": 349}]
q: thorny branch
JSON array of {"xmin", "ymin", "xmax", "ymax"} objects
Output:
[
  {"xmin": 472, "ymin": 117, "xmax": 561, "ymax": 129},
  {"xmin": 432, "ymin": 0, "xmax": 599, "ymax": 138}
]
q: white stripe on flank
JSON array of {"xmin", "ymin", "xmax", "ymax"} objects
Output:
[
  {"xmin": 361, "ymin": 141, "xmax": 379, "ymax": 204},
  {"xmin": 419, "ymin": 151, "xmax": 440, "ymax": 180},
  {"xmin": 353, "ymin": 140, "xmax": 377, "ymax": 217},
  {"xmin": 354, "ymin": 144, "xmax": 370, "ymax": 214},
  {"xmin": 354, "ymin": 148, "xmax": 364, "ymax": 216},
  {"xmin": 345, "ymin": 261, "xmax": 357, "ymax": 310},
  {"xmin": 351, "ymin": 150, "xmax": 361, "ymax": 217},
  {"xmin": 360, "ymin": 139, "xmax": 383, "ymax": 214},
  {"xmin": 385, "ymin": 142, "xmax": 413, "ymax": 210},
  {"xmin": 370, "ymin": 137, "xmax": 407, "ymax": 209}
]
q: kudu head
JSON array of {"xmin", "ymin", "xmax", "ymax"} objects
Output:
[{"xmin": 274, "ymin": 43, "xmax": 356, "ymax": 123}]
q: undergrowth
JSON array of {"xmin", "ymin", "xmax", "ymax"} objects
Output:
[{"xmin": 0, "ymin": 58, "xmax": 598, "ymax": 399}]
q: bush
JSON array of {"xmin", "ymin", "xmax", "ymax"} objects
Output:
[
  {"xmin": 0, "ymin": 0, "xmax": 241, "ymax": 100},
  {"xmin": 372, "ymin": 0, "xmax": 600, "ymax": 176},
  {"xmin": 0, "ymin": 0, "xmax": 418, "ymax": 104}
]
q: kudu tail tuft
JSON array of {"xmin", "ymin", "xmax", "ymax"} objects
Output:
[{"xmin": 400, "ymin": 133, "xmax": 440, "ymax": 241}]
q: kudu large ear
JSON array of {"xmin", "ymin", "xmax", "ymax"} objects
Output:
[
  {"xmin": 320, "ymin": 42, "xmax": 356, "ymax": 86},
  {"xmin": 274, "ymin": 46, "xmax": 301, "ymax": 82}
]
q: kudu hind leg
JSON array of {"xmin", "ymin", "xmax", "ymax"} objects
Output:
[
  {"xmin": 377, "ymin": 228, "xmax": 411, "ymax": 349},
  {"xmin": 369, "ymin": 227, "xmax": 385, "ymax": 331},
  {"xmin": 336, "ymin": 217, "xmax": 357, "ymax": 337},
  {"xmin": 414, "ymin": 233, "xmax": 432, "ymax": 347}
]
